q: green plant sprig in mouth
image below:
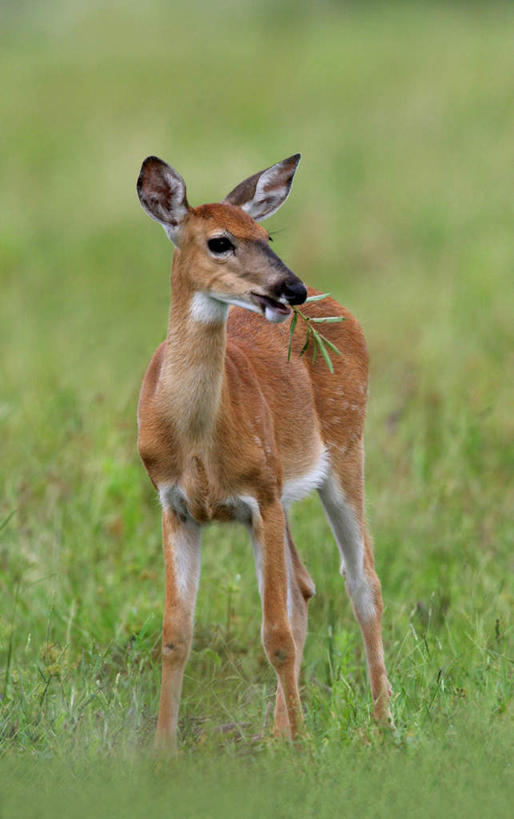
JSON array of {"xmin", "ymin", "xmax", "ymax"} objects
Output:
[{"xmin": 287, "ymin": 293, "xmax": 345, "ymax": 374}]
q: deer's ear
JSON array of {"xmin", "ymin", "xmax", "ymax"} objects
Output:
[
  {"xmin": 137, "ymin": 156, "xmax": 190, "ymax": 246},
  {"xmin": 223, "ymin": 154, "xmax": 301, "ymax": 221}
]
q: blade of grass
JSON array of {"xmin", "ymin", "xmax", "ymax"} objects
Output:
[
  {"xmin": 309, "ymin": 316, "xmax": 344, "ymax": 324},
  {"xmin": 3, "ymin": 582, "xmax": 20, "ymax": 700},
  {"xmin": 304, "ymin": 292, "xmax": 331, "ymax": 303},
  {"xmin": 315, "ymin": 333, "xmax": 335, "ymax": 374},
  {"xmin": 0, "ymin": 510, "xmax": 17, "ymax": 533},
  {"xmin": 319, "ymin": 334, "xmax": 342, "ymax": 356},
  {"xmin": 287, "ymin": 311, "xmax": 298, "ymax": 361},
  {"xmin": 299, "ymin": 326, "xmax": 312, "ymax": 356}
]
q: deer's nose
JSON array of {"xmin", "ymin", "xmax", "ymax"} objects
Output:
[{"xmin": 282, "ymin": 280, "xmax": 307, "ymax": 305}]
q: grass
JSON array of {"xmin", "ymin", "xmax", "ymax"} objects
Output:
[{"xmin": 0, "ymin": 1, "xmax": 512, "ymax": 816}]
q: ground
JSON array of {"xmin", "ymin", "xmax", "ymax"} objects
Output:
[{"xmin": 0, "ymin": 2, "xmax": 512, "ymax": 816}]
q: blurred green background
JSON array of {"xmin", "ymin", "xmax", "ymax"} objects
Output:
[{"xmin": 1, "ymin": 1, "xmax": 512, "ymax": 816}]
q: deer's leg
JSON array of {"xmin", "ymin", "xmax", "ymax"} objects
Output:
[
  {"xmin": 272, "ymin": 516, "xmax": 315, "ymax": 734},
  {"xmin": 319, "ymin": 467, "xmax": 392, "ymax": 723},
  {"xmin": 252, "ymin": 500, "xmax": 302, "ymax": 738},
  {"xmin": 155, "ymin": 507, "xmax": 201, "ymax": 751}
]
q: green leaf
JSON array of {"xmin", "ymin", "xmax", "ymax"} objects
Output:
[
  {"xmin": 287, "ymin": 311, "xmax": 298, "ymax": 361},
  {"xmin": 318, "ymin": 333, "xmax": 342, "ymax": 356},
  {"xmin": 317, "ymin": 335, "xmax": 334, "ymax": 374},
  {"xmin": 287, "ymin": 300, "xmax": 341, "ymax": 374},
  {"xmin": 299, "ymin": 327, "xmax": 312, "ymax": 356},
  {"xmin": 309, "ymin": 316, "xmax": 344, "ymax": 323},
  {"xmin": 304, "ymin": 292, "xmax": 331, "ymax": 303}
]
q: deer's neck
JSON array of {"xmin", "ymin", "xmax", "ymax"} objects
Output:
[{"xmin": 159, "ymin": 252, "xmax": 229, "ymax": 445}]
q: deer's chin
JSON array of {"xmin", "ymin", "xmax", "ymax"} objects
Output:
[{"xmin": 251, "ymin": 293, "xmax": 291, "ymax": 323}]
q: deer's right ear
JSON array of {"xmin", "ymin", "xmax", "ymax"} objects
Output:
[
  {"xmin": 137, "ymin": 156, "xmax": 190, "ymax": 246},
  {"xmin": 223, "ymin": 154, "xmax": 301, "ymax": 221}
]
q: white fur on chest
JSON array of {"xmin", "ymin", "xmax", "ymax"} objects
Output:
[
  {"xmin": 158, "ymin": 483, "xmax": 258, "ymax": 526},
  {"xmin": 159, "ymin": 449, "xmax": 329, "ymax": 523},
  {"xmin": 159, "ymin": 485, "xmax": 190, "ymax": 520}
]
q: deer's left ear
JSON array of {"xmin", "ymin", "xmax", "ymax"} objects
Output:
[
  {"xmin": 137, "ymin": 156, "xmax": 191, "ymax": 246},
  {"xmin": 223, "ymin": 154, "xmax": 301, "ymax": 221}
]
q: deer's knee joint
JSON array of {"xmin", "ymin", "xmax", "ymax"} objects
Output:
[
  {"xmin": 263, "ymin": 626, "xmax": 295, "ymax": 668},
  {"xmin": 347, "ymin": 575, "xmax": 381, "ymax": 622},
  {"xmin": 162, "ymin": 641, "xmax": 188, "ymax": 662},
  {"xmin": 161, "ymin": 629, "xmax": 190, "ymax": 662}
]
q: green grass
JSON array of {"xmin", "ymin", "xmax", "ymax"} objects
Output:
[{"xmin": 0, "ymin": 1, "xmax": 512, "ymax": 815}]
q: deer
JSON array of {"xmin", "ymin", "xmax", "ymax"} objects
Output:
[{"xmin": 135, "ymin": 153, "xmax": 392, "ymax": 751}]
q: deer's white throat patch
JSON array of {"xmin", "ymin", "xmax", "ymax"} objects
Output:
[
  {"xmin": 190, "ymin": 292, "xmax": 229, "ymax": 324},
  {"xmin": 190, "ymin": 291, "xmax": 289, "ymax": 325}
]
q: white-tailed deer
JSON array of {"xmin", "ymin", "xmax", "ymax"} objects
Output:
[{"xmin": 136, "ymin": 153, "xmax": 392, "ymax": 750}]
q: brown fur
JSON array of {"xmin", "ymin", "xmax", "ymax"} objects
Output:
[{"xmin": 137, "ymin": 193, "xmax": 391, "ymax": 751}]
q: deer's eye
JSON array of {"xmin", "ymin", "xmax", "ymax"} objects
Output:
[{"xmin": 207, "ymin": 236, "xmax": 234, "ymax": 255}]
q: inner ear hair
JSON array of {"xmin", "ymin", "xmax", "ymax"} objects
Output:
[
  {"xmin": 137, "ymin": 156, "xmax": 190, "ymax": 227},
  {"xmin": 223, "ymin": 153, "xmax": 301, "ymax": 220}
]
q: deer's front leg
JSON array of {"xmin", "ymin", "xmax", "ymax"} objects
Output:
[
  {"xmin": 155, "ymin": 507, "xmax": 201, "ymax": 752},
  {"xmin": 254, "ymin": 500, "xmax": 302, "ymax": 739}
]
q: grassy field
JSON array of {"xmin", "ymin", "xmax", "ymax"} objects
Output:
[{"xmin": 1, "ymin": 1, "xmax": 512, "ymax": 816}]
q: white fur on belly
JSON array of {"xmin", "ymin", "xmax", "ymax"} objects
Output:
[{"xmin": 281, "ymin": 448, "xmax": 329, "ymax": 507}]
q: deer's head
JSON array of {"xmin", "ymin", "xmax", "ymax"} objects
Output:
[{"xmin": 137, "ymin": 154, "xmax": 306, "ymax": 323}]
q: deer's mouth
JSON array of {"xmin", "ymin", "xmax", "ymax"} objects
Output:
[{"xmin": 251, "ymin": 292, "xmax": 291, "ymax": 324}]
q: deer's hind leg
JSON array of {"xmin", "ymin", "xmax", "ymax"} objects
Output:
[
  {"xmin": 272, "ymin": 514, "xmax": 316, "ymax": 736},
  {"xmin": 318, "ymin": 451, "xmax": 392, "ymax": 723}
]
